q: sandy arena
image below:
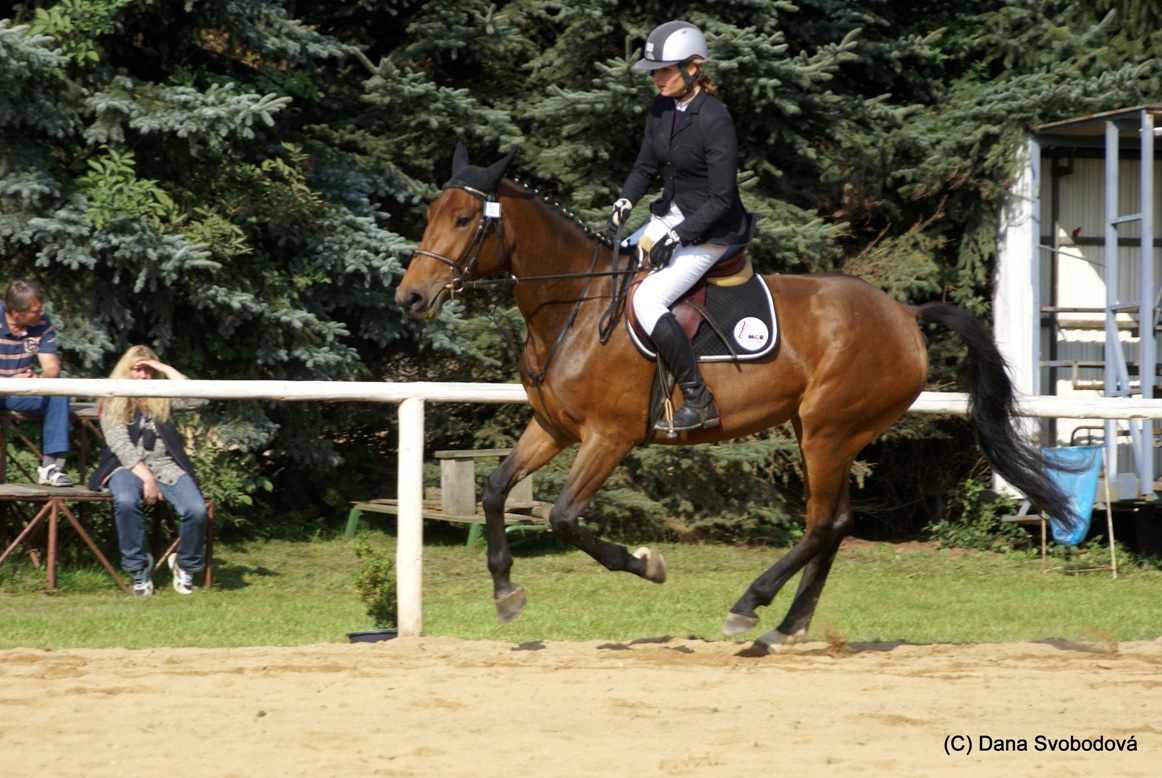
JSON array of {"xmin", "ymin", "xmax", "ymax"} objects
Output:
[{"xmin": 1, "ymin": 635, "xmax": 1159, "ymax": 776}]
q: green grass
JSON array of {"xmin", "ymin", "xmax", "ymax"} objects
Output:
[{"xmin": 1, "ymin": 528, "xmax": 1159, "ymax": 649}]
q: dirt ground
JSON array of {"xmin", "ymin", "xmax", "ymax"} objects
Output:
[{"xmin": 2, "ymin": 635, "xmax": 1159, "ymax": 777}]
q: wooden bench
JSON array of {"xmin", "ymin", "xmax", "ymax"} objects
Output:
[
  {"xmin": 0, "ymin": 484, "xmax": 216, "ymax": 593},
  {"xmin": 0, "ymin": 404, "xmax": 215, "ymax": 592},
  {"xmin": 0, "ymin": 402, "xmax": 101, "ymax": 485},
  {"xmin": 344, "ymin": 448, "xmax": 553, "ymax": 547}
]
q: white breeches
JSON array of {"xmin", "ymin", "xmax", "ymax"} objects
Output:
[{"xmin": 633, "ymin": 210, "xmax": 729, "ymax": 334}]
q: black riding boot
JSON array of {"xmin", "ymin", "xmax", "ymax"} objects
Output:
[{"xmin": 650, "ymin": 312, "xmax": 720, "ymax": 432}]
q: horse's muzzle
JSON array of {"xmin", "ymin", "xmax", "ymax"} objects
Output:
[
  {"xmin": 395, "ymin": 288, "xmax": 429, "ymax": 320},
  {"xmin": 396, "ymin": 285, "xmax": 449, "ymax": 320}
]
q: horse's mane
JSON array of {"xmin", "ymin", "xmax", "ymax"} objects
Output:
[{"xmin": 507, "ymin": 176, "xmax": 615, "ymax": 249}]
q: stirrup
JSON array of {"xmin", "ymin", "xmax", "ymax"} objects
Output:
[{"xmin": 654, "ymin": 401, "xmax": 720, "ymax": 433}]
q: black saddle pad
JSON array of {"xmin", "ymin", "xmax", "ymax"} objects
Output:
[{"xmin": 629, "ymin": 274, "xmax": 778, "ymax": 362}]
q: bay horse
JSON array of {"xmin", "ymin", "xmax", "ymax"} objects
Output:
[{"xmin": 396, "ymin": 145, "xmax": 1076, "ymax": 655}]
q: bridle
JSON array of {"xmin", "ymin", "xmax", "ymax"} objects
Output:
[
  {"xmin": 409, "ymin": 183, "xmax": 636, "ymax": 400},
  {"xmin": 408, "ymin": 183, "xmax": 637, "ymax": 294},
  {"xmin": 408, "ymin": 184, "xmax": 509, "ymax": 310}
]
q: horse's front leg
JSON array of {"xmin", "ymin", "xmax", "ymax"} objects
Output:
[
  {"xmin": 480, "ymin": 419, "xmax": 568, "ymax": 623},
  {"xmin": 548, "ymin": 435, "xmax": 666, "ymax": 583}
]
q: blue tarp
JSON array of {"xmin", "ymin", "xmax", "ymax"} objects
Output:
[{"xmin": 1042, "ymin": 445, "xmax": 1103, "ymax": 547}]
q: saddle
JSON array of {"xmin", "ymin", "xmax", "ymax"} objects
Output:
[{"xmin": 626, "ymin": 245, "xmax": 779, "ymax": 363}]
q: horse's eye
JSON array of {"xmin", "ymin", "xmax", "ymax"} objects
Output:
[{"xmin": 455, "ymin": 215, "xmax": 472, "ymax": 228}]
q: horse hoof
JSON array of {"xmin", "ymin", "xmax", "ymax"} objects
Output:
[
  {"xmin": 722, "ymin": 611, "xmax": 758, "ymax": 635},
  {"xmin": 763, "ymin": 627, "xmax": 804, "ymax": 646},
  {"xmin": 495, "ymin": 585, "xmax": 526, "ymax": 623},
  {"xmin": 632, "ymin": 547, "xmax": 666, "ymax": 584},
  {"xmin": 735, "ymin": 629, "xmax": 800, "ymax": 658},
  {"xmin": 735, "ymin": 641, "xmax": 772, "ymax": 658}
]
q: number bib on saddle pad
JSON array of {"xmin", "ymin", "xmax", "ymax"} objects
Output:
[{"xmin": 627, "ymin": 273, "xmax": 779, "ymax": 362}]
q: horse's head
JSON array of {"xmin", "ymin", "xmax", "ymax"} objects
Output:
[{"xmin": 396, "ymin": 143, "xmax": 518, "ymax": 320}]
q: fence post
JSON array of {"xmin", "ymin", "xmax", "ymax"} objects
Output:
[{"xmin": 396, "ymin": 397, "xmax": 425, "ymax": 636}]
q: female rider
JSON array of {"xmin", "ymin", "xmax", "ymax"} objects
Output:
[{"xmin": 609, "ymin": 20, "xmax": 754, "ymax": 433}]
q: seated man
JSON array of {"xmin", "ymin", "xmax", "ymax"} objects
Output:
[{"xmin": 0, "ymin": 279, "xmax": 72, "ymax": 486}]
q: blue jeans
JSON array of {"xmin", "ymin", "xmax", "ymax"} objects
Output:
[
  {"xmin": 109, "ymin": 469, "xmax": 208, "ymax": 574},
  {"xmin": 0, "ymin": 394, "xmax": 70, "ymax": 456}
]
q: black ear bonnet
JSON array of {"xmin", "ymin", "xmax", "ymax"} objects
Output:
[{"xmin": 442, "ymin": 142, "xmax": 518, "ymax": 200}]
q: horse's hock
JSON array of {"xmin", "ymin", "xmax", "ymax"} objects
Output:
[{"xmin": 344, "ymin": 448, "xmax": 549, "ymax": 546}]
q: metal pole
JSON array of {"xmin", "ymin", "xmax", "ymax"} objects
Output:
[
  {"xmin": 1138, "ymin": 108, "xmax": 1155, "ymax": 498},
  {"xmin": 1104, "ymin": 120, "xmax": 1120, "ymax": 484}
]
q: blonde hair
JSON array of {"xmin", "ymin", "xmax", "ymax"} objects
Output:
[
  {"xmin": 100, "ymin": 345, "xmax": 174, "ymax": 425},
  {"xmin": 688, "ymin": 58, "xmax": 717, "ymax": 96}
]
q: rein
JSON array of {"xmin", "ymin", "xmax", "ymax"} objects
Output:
[
  {"xmin": 598, "ymin": 223, "xmax": 633, "ymax": 344},
  {"xmin": 461, "ymin": 267, "xmax": 637, "ymax": 290},
  {"xmin": 519, "ymin": 232, "xmax": 609, "ymax": 397},
  {"xmin": 415, "ymin": 184, "xmax": 635, "ymax": 401}
]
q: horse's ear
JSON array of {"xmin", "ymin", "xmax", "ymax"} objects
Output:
[
  {"xmin": 484, "ymin": 148, "xmax": 518, "ymax": 188},
  {"xmin": 452, "ymin": 142, "xmax": 470, "ymax": 175}
]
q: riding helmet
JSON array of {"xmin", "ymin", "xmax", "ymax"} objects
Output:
[{"xmin": 633, "ymin": 21, "xmax": 709, "ymax": 70}]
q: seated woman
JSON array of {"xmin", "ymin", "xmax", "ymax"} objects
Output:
[{"xmin": 88, "ymin": 345, "xmax": 208, "ymax": 596}]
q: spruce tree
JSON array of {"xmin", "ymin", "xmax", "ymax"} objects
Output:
[
  {"xmin": 3, "ymin": 0, "xmax": 1160, "ymax": 538},
  {"xmin": 1, "ymin": 1, "xmax": 422, "ymax": 529}
]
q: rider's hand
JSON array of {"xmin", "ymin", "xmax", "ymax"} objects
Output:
[
  {"xmin": 607, "ymin": 198, "xmax": 632, "ymax": 231},
  {"xmin": 638, "ymin": 221, "xmax": 680, "ymax": 268},
  {"xmin": 648, "ymin": 233, "xmax": 679, "ymax": 268}
]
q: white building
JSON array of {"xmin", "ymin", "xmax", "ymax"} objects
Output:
[{"xmin": 996, "ymin": 105, "xmax": 1162, "ymax": 503}]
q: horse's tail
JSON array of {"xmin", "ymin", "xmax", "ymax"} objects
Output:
[{"xmin": 913, "ymin": 302, "xmax": 1081, "ymax": 532}]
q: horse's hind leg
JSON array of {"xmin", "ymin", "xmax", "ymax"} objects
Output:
[
  {"xmin": 725, "ymin": 424, "xmax": 858, "ymax": 646},
  {"xmin": 481, "ymin": 419, "xmax": 569, "ymax": 623},
  {"xmin": 742, "ymin": 481, "xmax": 854, "ymax": 656}
]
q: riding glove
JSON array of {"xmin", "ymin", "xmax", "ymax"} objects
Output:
[
  {"xmin": 647, "ymin": 233, "xmax": 680, "ymax": 268},
  {"xmin": 638, "ymin": 221, "xmax": 681, "ymax": 268},
  {"xmin": 607, "ymin": 198, "xmax": 633, "ymax": 231}
]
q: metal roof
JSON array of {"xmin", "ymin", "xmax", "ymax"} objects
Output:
[{"xmin": 1034, "ymin": 104, "xmax": 1162, "ymax": 147}]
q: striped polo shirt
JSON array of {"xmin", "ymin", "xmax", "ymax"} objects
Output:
[{"xmin": 0, "ymin": 304, "xmax": 59, "ymax": 377}]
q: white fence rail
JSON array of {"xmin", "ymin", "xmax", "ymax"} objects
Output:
[{"xmin": 7, "ymin": 379, "xmax": 1162, "ymax": 636}]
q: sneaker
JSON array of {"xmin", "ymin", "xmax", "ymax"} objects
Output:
[
  {"xmin": 37, "ymin": 464, "xmax": 73, "ymax": 487},
  {"xmin": 168, "ymin": 553, "xmax": 194, "ymax": 595},
  {"xmin": 130, "ymin": 553, "xmax": 155, "ymax": 596}
]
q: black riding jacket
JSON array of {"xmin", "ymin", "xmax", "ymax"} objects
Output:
[{"xmin": 619, "ymin": 89, "xmax": 755, "ymax": 246}]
